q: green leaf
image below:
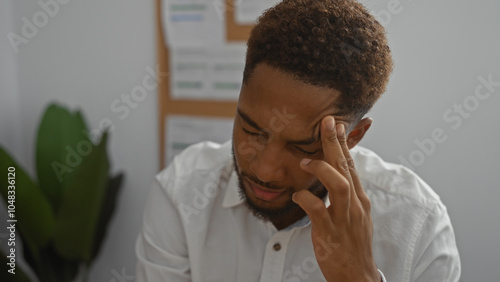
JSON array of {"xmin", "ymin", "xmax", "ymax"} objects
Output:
[
  {"xmin": 0, "ymin": 147, "xmax": 56, "ymax": 251},
  {"xmin": 20, "ymin": 240, "xmax": 80, "ymax": 282},
  {"xmin": 0, "ymin": 248, "xmax": 32, "ymax": 282},
  {"xmin": 53, "ymin": 132, "xmax": 110, "ymax": 262},
  {"xmin": 91, "ymin": 172, "xmax": 124, "ymax": 261},
  {"xmin": 36, "ymin": 103, "xmax": 91, "ymax": 213}
]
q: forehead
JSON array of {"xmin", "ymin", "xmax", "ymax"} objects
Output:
[{"xmin": 238, "ymin": 64, "xmax": 343, "ymax": 131}]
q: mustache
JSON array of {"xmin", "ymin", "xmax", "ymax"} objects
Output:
[{"xmin": 240, "ymin": 171, "xmax": 290, "ymax": 191}]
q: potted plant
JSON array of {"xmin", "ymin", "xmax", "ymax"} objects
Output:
[{"xmin": 0, "ymin": 103, "xmax": 124, "ymax": 282}]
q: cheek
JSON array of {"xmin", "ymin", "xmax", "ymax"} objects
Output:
[
  {"xmin": 291, "ymin": 168, "xmax": 318, "ymax": 191},
  {"xmin": 277, "ymin": 156, "xmax": 316, "ymax": 191},
  {"xmin": 294, "ymin": 152, "xmax": 326, "ymax": 190}
]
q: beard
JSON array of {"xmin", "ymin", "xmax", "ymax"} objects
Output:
[{"xmin": 231, "ymin": 145, "xmax": 327, "ymax": 224}]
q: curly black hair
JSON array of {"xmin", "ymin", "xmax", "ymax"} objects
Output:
[{"xmin": 243, "ymin": 0, "xmax": 393, "ymax": 123}]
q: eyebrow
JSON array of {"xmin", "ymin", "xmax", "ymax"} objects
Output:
[
  {"xmin": 237, "ymin": 108, "xmax": 263, "ymax": 131},
  {"xmin": 237, "ymin": 108, "xmax": 320, "ymax": 146}
]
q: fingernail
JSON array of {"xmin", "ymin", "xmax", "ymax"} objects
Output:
[
  {"xmin": 337, "ymin": 124, "xmax": 344, "ymax": 137},
  {"xmin": 300, "ymin": 158, "xmax": 312, "ymax": 166},
  {"xmin": 325, "ymin": 116, "xmax": 335, "ymax": 132},
  {"xmin": 292, "ymin": 192, "xmax": 297, "ymax": 202}
]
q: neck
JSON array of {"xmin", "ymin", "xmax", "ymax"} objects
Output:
[{"xmin": 270, "ymin": 209, "xmax": 307, "ymax": 230}]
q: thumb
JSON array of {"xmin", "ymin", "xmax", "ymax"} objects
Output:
[{"xmin": 293, "ymin": 190, "xmax": 331, "ymax": 228}]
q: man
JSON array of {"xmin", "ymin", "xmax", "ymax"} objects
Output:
[{"xmin": 136, "ymin": 0, "xmax": 461, "ymax": 281}]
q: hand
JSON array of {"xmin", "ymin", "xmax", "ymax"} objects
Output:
[{"xmin": 292, "ymin": 116, "xmax": 380, "ymax": 282}]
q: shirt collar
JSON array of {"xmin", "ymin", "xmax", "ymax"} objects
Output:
[{"xmin": 222, "ymin": 170, "xmax": 244, "ymax": 208}]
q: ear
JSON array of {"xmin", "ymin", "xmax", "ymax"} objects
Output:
[{"xmin": 346, "ymin": 117, "xmax": 373, "ymax": 149}]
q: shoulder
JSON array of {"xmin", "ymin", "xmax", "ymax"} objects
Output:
[
  {"xmin": 354, "ymin": 147, "xmax": 461, "ymax": 282},
  {"xmin": 155, "ymin": 140, "xmax": 233, "ymax": 202},
  {"xmin": 351, "ymin": 146, "xmax": 441, "ymax": 209}
]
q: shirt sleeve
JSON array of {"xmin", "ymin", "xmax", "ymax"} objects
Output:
[
  {"xmin": 410, "ymin": 201, "xmax": 461, "ymax": 282},
  {"xmin": 135, "ymin": 178, "xmax": 191, "ymax": 282}
]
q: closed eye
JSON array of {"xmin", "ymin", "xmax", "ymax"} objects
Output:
[
  {"xmin": 242, "ymin": 127, "xmax": 263, "ymax": 137},
  {"xmin": 294, "ymin": 146, "xmax": 320, "ymax": 156}
]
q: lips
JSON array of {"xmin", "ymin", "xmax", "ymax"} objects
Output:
[{"xmin": 247, "ymin": 179, "xmax": 286, "ymax": 202}]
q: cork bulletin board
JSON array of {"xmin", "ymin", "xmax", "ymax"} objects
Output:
[{"xmin": 156, "ymin": 0, "xmax": 255, "ymax": 169}]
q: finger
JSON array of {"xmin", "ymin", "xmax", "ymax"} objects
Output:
[
  {"xmin": 321, "ymin": 116, "xmax": 351, "ymax": 180},
  {"xmin": 300, "ymin": 158, "xmax": 351, "ymax": 223},
  {"xmin": 292, "ymin": 189, "xmax": 334, "ymax": 231},
  {"xmin": 320, "ymin": 117, "xmax": 356, "ymax": 216},
  {"xmin": 336, "ymin": 124, "xmax": 360, "ymax": 199},
  {"xmin": 337, "ymin": 123, "xmax": 371, "ymax": 211}
]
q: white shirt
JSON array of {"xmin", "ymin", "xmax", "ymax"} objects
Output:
[{"xmin": 136, "ymin": 141, "xmax": 461, "ymax": 282}]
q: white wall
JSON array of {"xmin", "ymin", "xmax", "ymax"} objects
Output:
[
  {"xmin": 1, "ymin": 0, "xmax": 499, "ymax": 281},
  {"xmin": 0, "ymin": 0, "xmax": 22, "ymax": 158},
  {"xmin": 359, "ymin": 0, "xmax": 500, "ymax": 281}
]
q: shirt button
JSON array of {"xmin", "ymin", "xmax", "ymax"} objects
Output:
[{"xmin": 273, "ymin": 243, "xmax": 281, "ymax": 251}]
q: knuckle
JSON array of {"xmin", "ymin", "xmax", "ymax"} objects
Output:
[
  {"xmin": 338, "ymin": 135, "xmax": 348, "ymax": 146},
  {"xmin": 336, "ymin": 179, "xmax": 350, "ymax": 195},
  {"xmin": 346, "ymin": 157, "xmax": 355, "ymax": 169},
  {"xmin": 361, "ymin": 195, "xmax": 372, "ymax": 211},
  {"xmin": 337, "ymin": 158, "xmax": 349, "ymax": 173},
  {"xmin": 325, "ymin": 132, "xmax": 338, "ymax": 143}
]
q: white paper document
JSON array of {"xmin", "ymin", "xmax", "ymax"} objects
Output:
[
  {"xmin": 170, "ymin": 43, "xmax": 246, "ymax": 100},
  {"xmin": 162, "ymin": 0, "xmax": 226, "ymax": 47},
  {"xmin": 165, "ymin": 115, "xmax": 234, "ymax": 165},
  {"xmin": 235, "ymin": 0, "xmax": 280, "ymax": 24}
]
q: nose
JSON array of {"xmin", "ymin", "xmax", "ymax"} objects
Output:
[{"xmin": 250, "ymin": 144, "xmax": 286, "ymax": 183}]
